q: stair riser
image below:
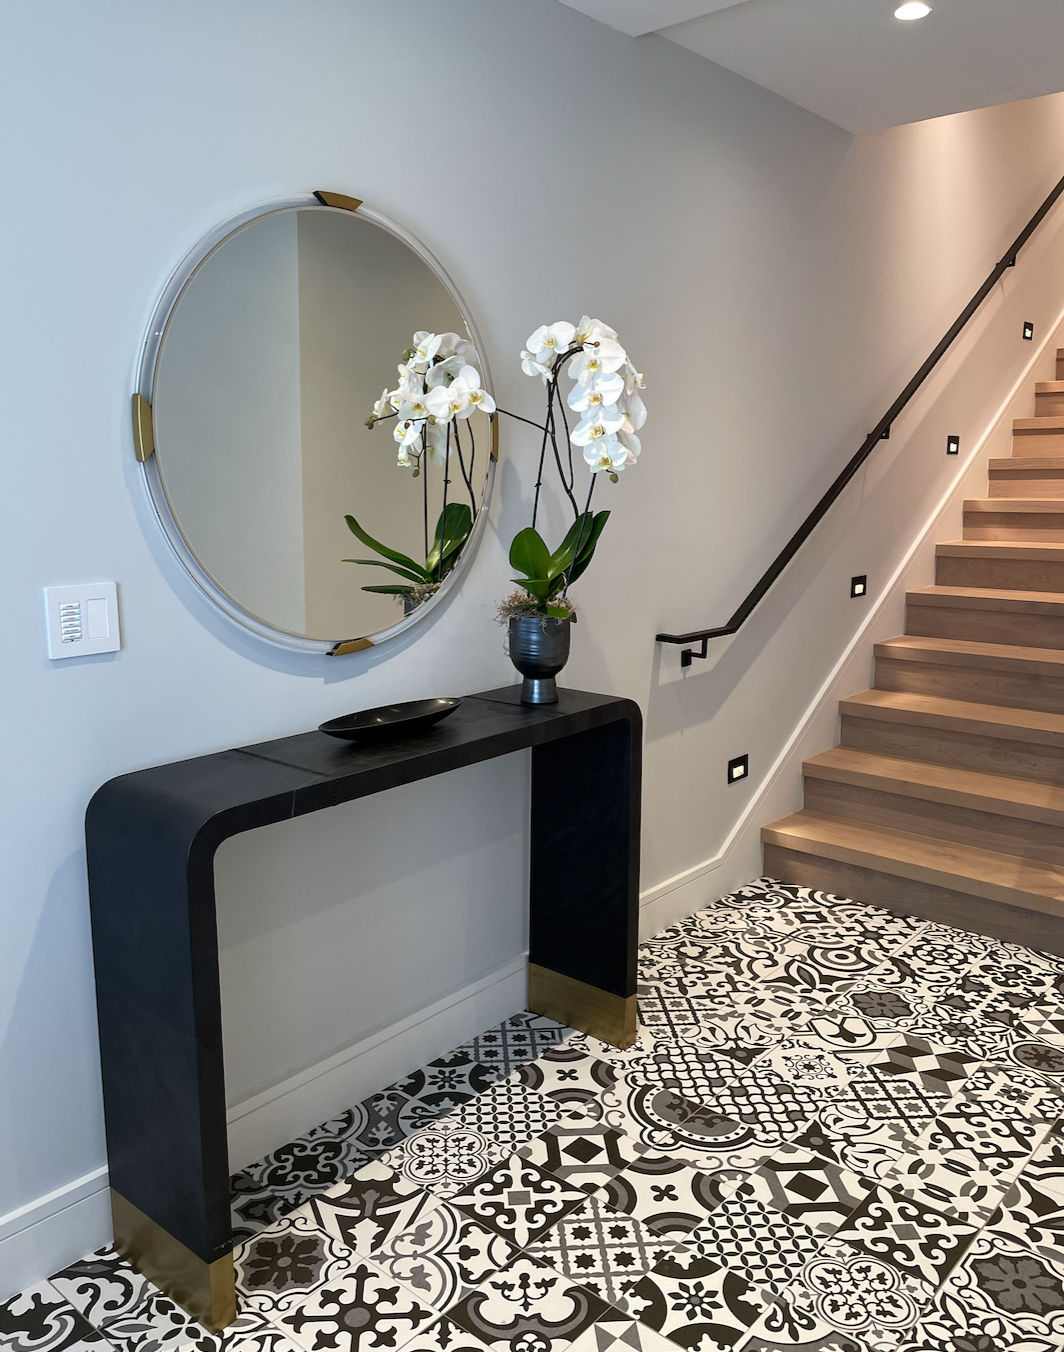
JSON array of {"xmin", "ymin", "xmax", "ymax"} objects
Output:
[
  {"xmin": 905, "ymin": 602, "xmax": 1064, "ymax": 650},
  {"xmin": 840, "ymin": 713, "xmax": 1064, "ymax": 783},
  {"xmin": 875, "ymin": 655, "xmax": 1064, "ymax": 715},
  {"xmin": 803, "ymin": 776, "xmax": 1064, "ymax": 866},
  {"xmin": 761, "ymin": 843, "xmax": 1064, "ymax": 957},
  {"xmin": 1014, "ymin": 430, "xmax": 1064, "ymax": 456},
  {"xmin": 936, "ymin": 555, "xmax": 1064, "ymax": 592},
  {"xmin": 1036, "ymin": 392, "xmax": 1064, "ymax": 417},
  {"xmin": 1059, "ymin": 351, "xmax": 1064, "ymax": 381},
  {"xmin": 989, "ymin": 474, "xmax": 1064, "ymax": 498},
  {"xmin": 963, "ymin": 513, "xmax": 1064, "ymax": 541}
]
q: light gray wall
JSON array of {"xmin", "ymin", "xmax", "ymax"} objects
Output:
[
  {"xmin": 3, "ymin": 0, "xmax": 1064, "ymax": 1291},
  {"xmin": 151, "ymin": 209, "xmax": 307, "ymax": 633}
]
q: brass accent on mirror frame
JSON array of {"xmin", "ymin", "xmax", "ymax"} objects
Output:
[
  {"xmin": 528, "ymin": 963, "xmax": 637, "ymax": 1049},
  {"xmin": 110, "ymin": 1189, "xmax": 235, "ymax": 1332},
  {"xmin": 132, "ymin": 394, "xmax": 155, "ymax": 462},
  {"xmin": 490, "ymin": 413, "xmax": 499, "ymax": 461},
  {"xmin": 328, "ymin": 637, "xmax": 375, "ymax": 657},
  {"xmin": 312, "ymin": 191, "xmax": 363, "ymax": 213}
]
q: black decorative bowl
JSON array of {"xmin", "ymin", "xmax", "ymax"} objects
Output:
[{"xmin": 319, "ymin": 697, "xmax": 463, "ymax": 743}]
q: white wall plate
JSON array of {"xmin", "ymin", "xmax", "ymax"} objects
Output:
[{"xmin": 44, "ymin": 582, "xmax": 121, "ymax": 659}]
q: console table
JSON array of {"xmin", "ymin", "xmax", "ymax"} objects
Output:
[{"xmin": 86, "ymin": 686, "xmax": 641, "ymax": 1332}]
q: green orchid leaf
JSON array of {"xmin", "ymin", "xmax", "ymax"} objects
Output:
[
  {"xmin": 566, "ymin": 510, "xmax": 610, "ymax": 584},
  {"xmin": 546, "ymin": 514, "xmax": 591, "ymax": 578},
  {"xmin": 512, "ymin": 576, "xmax": 552, "ymax": 602},
  {"xmin": 545, "ymin": 605, "xmax": 575, "ymax": 621},
  {"xmin": 361, "ymin": 584, "xmax": 415, "ymax": 595},
  {"xmin": 510, "ymin": 527, "xmax": 551, "ymax": 580},
  {"xmin": 342, "ymin": 559, "xmax": 427, "ymax": 584},
  {"xmin": 426, "ymin": 502, "xmax": 473, "ymax": 576},
  {"xmin": 344, "ymin": 516, "xmax": 428, "ymax": 577}
]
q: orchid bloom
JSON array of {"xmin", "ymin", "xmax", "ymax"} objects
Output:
[
  {"xmin": 452, "ymin": 366, "xmax": 496, "ymax": 418},
  {"xmin": 398, "ymin": 393, "xmax": 431, "ymax": 421},
  {"xmin": 574, "ymin": 315, "xmax": 619, "ymax": 345},
  {"xmin": 425, "ymin": 421, "xmax": 449, "ymax": 466},
  {"xmin": 570, "ymin": 400, "xmax": 627, "ymax": 448},
  {"xmin": 620, "ymin": 390, "xmax": 647, "ymax": 433},
  {"xmin": 618, "ymin": 429, "xmax": 641, "ymax": 465},
  {"xmin": 584, "ymin": 437, "xmax": 628, "ymax": 473},
  {"xmin": 411, "ymin": 331, "xmax": 442, "ymax": 369},
  {"xmin": 426, "ymin": 382, "xmax": 466, "ymax": 423},
  {"xmin": 394, "ymin": 418, "xmax": 423, "ymax": 449},
  {"xmin": 525, "ymin": 322, "xmax": 576, "ymax": 366},
  {"xmin": 567, "ymin": 370, "xmax": 624, "ymax": 413},
  {"xmin": 521, "ymin": 349, "xmax": 553, "ymax": 383}
]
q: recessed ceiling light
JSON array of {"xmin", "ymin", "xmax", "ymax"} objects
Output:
[{"xmin": 895, "ymin": 2, "xmax": 931, "ymax": 18}]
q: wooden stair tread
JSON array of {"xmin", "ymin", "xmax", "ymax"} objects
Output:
[
  {"xmin": 908, "ymin": 585, "xmax": 1064, "ymax": 613},
  {"xmin": 761, "ymin": 810, "xmax": 1064, "ymax": 915},
  {"xmin": 989, "ymin": 457, "xmax": 1064, "ymax": 471},
  {"xmin": 964, "ymin": 498, "xmax": 1064, "ymax": 512},
  {"xmin": 841, "ymin": 688, "xmax": 1064, "ymax": 744},
  {"xmin": 875, "ymin": 633, "xmax": 1064, "ymax": 674},
  {"xmin": 803, "ymin": 746, "xmax": 1064, "ymax": 824},
  {"xmin": 1015, "ymin": 417, "xmax": 1064, "ymax": 431},
  {"xmin": 938, "ymin": 540, "xmax": 1064, "ymax": 558},
  {"xmin": 1036, "ymin": 382, "xmax": 1064, "ymax": 394}
]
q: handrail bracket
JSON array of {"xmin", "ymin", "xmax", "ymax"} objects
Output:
[{"xmin": 681, "ymin": 638, "xmax": 710, "ymax": 668}]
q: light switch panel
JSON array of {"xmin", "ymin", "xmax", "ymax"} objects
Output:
[{"xmin": 45, "ymin": 582, "xmax": 121, "ymax": 659}]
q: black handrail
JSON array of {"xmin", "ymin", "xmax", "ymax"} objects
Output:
[{"xmin": 658, "ymin": 169, "xmax": 1064, "ymax": 667}]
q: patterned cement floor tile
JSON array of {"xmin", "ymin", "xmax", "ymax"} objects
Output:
[
  {"xmin": 623, "ymin": 1245, "xmax": 773, "ymax": 1351},
  {"xmin": 593, "ymin": 1154, "xmax": 726, "ymax": 1238},
  {"xmin": 275, "ymin": 1256, "xmax": 438, "ymax": 1352},
  {"xmin": 375, "ymin": 1199, "xmax": 518, "ymax": 1313},
  {"xmin": 0, "ymin": 1281, "xmax": 116, "ymax": 1352},
  {"xmin": 295, "ymin": 1157, "xmax": 441, "ymax": 1257},
  {"xmin": 378, "ymin": 1121, "xmax": 507, "ymax": 1200},
  {"xmin": 524, "ymin": 1194, "xmax": 681, "ymax": 1312},
  {"xmin": 833, "ymin": 1184, "xmax": 979, "ymax": 1288},
  {"xmin": 450, "ymin": 1152, "xmax": 589, "ymax": 1248},
  {"xmin": 446, "ymin": 1253, "xmax": 610, "ymax": 1352}
]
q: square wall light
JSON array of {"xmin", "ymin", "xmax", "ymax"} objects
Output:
[
  {"xmin": 728, "ymin": 754, "xmax": 749, "ymax": 785},
  {"xmin": 851, "ymin": 575, "xmax": 867, "ymax": 598},
  {"xmin": 947, "ymin": 435, "xmax": 960, "ymax": 456},
  {"xmin": 1024, "ymin": 321, "xmax": 1035, "ymax": 341}
]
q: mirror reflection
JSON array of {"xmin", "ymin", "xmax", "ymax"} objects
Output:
[{"xmin": 150, "ymin": 206, "xmax": 493, "ymax": 640}]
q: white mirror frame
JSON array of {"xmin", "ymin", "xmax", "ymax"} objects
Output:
[{"xmin": 133, "ymin": 193, "xmax": 497, "ymax": 656}]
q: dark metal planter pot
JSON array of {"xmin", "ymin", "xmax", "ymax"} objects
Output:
[{"xmin": 509, "ymin": 615, "xmax": 571, "ymax": 704}]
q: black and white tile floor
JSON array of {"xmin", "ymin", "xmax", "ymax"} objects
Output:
[{"xmin": 8, "ymin": 879, "xmax": 1064, "ymax": 1352}]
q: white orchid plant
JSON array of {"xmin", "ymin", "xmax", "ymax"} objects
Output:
[
  {"xmin": 502, "ymin": 316, "xmax": 646, "ymax": 621},
  {"xmin": 346, "ymin": 331, "xmax": 496, "ymax": 605}
]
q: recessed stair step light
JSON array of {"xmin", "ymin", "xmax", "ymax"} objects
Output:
[{"xmin": 895, "ymin": 2, "xmax": 931, "ymax": 18}]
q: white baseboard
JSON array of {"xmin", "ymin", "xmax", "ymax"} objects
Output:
[
  {"xmin": 0, "ymin": 1169, "xmax": 111, "ymax": 1305},
  {"xmin": 225, "ymin": 955, "xmax": 528, "ymax": 1171},
  {"xmin": 0, "ymin": 958, "xmax": 528, "ymax": 1298}
]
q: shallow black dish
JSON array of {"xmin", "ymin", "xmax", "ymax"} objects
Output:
[{"xmin": 319, "ymin": 697, "xmax": 463, "ymax": 743}]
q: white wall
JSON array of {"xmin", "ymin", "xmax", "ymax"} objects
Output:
[{"xmin": 3, "ymin": 0, "xmax": 1064, "ymax": 1294}]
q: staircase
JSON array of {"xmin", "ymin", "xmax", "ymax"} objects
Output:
[{"xmin": 762, "ymin": 349, "xmax": 1064, "ymax": 957}]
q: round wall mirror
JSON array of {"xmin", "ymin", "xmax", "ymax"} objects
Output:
[{"xmin": 135, "ymin": 194, "xmax": 496, "ymax": 654}]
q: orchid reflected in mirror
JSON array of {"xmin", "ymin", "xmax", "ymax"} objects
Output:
[{"xmin": 353, "ymin": 330, "xmax": 495, "ymax": 610}]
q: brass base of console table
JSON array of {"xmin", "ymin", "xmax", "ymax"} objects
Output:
[
  {"xmin": 529, "ymin": 963, "xmax": 638, "ymax": 1049},
  {"xmin": 111, "ymin": 1190, "xmax": 235, "ymax": 1331}
]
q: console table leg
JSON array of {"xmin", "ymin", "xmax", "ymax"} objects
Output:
[
  {"xmin": 110, "ymin": 1190, "xmax": 235, "ymax": 1331},
  {"xmin": 528, "ymin": 719, "xmax": 640, "ymax": 1048}
]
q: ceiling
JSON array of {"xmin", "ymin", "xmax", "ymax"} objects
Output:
[{"xmin": 556, "ymin": 0, "xmax": 1064, "ymax": 135}]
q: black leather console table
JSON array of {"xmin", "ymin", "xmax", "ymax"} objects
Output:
[{"xmin": 86, "ymin": 686, "xmax": 641, "ymax": 1332}]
